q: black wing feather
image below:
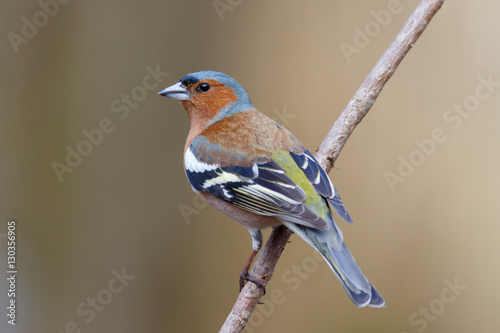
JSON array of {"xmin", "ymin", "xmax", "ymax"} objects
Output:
[{"xmin": 186, "ymin": 159, "xmax": 329, "ymax": 230}]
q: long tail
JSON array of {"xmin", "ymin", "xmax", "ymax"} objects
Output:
[{"xmin": 283, "ymin": 221, "xmax": 385, "ymax": 307}]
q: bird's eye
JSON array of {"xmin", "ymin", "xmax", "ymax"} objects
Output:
[{"xmin": 198, "ymin": 83, "xmax": 211, "ymax": 92}]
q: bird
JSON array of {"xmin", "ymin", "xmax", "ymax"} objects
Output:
[{"xmin": 158, "ymin": 71, "xmax": 385, "ymax": 307}]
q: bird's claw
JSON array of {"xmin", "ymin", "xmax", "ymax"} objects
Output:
[{"xmin": 239, "ymin": 270, "xmax": 266, "ymax": 295}]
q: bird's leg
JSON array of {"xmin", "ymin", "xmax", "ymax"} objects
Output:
[
  {"xmin": 239, "ymin": 249, "xmax": 260, "ymax": 289},
  {"xmin": 239, "ymin": 229, "xmax": 266, "ymax": 294}
]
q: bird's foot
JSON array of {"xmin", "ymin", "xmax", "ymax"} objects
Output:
[{"xmin": 239, "ymin": 270, "xmax": 266, "ymax": 295}]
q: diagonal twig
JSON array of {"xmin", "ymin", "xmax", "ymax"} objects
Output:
[{"xmin": 220, "ymin": 1, "xmax": 445, "ymax": 332}]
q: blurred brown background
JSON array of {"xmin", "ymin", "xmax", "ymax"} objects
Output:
[{"xmin": 1, "ymin": 1, "xmax": 498, "ymax": 332}]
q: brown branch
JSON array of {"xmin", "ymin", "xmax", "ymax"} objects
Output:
[
  {"xmin": 316, "ymin": 0, "xmax": 445, "ymax": 171},
  {"xmin": 220, "ymin": 1, "xmax": 445, "ymax": 332}
]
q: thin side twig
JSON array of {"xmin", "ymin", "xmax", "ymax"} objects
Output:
[{"xmin": 220, "ymin": 1, "xmax": 444, "ymax": 332}]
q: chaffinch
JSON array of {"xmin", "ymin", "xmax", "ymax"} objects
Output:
[{"xmin": 159, "ymin": 71, "xmax": 384, "ymax": 307}]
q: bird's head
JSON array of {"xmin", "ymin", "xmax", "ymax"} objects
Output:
[{"xmin": 159, "ymin": 71, "xmax": 254, "ymax": 125}]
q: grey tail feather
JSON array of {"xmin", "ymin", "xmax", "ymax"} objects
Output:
[{"xmin": 283, "ymin": 222, "xmax": 385, "ymax": 308}]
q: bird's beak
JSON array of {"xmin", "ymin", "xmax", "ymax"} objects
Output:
[{"xmin": 158, "ymin": 82, "xmax": 191, "ymax": 100}]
